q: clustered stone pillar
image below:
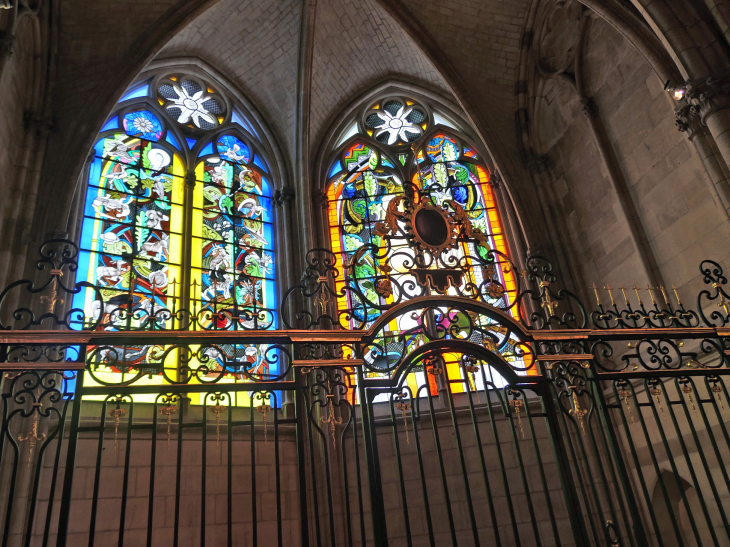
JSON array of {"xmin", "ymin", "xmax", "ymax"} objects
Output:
[{"xmin": 676, "ymin": 73, "xmax": 730, "ymax": 220}]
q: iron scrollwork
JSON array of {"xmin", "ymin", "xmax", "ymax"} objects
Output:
[
  {"xmin": 698, "ymin": 260, "xmax": 730, "ymax": 327},
  {"xmin": 0, "ymin": 239, "xmax": 103, "ymax": 330}
]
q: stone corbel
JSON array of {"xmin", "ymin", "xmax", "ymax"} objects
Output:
[
  {"xmin": 273, "ymin": 186, "xmax": 295, "ymax": 208},
  {"xmin": 0, "ymin": 31, "xmax": 14, "ymax": 58},
  {"xmin": 674, "ymin": 103, "xmax": 703, "ymax": 139},
  {"xmin": 490, "ymin": 171, "xmax": 502, "ymax": 189},
  {"xmin": 312, "ymin": 189, "xmax": 328, "ymax": 210},
  {"xmin": 23, "ymin": 111, "xmax": 53, "ymax": 137},
  {"xmin": 526, "ymin": 154, "xmax": 549, "ymax": 175},
  {"xmin": 580, "ymin": 97, "xmax": 598, "ymax": 118}
]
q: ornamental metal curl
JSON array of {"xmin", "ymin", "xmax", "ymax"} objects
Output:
[
  {"xmin": 698, "ymin": 259, "xmax": 730, "ymax": 327},
  {"xmin": 0, "ymin": 239, "xmax": 104, "ymax": 330}
]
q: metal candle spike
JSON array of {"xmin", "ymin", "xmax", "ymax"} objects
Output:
[
  {"xmin": 209, "ymin": 403, "xmax": 225, "ymax": 446},
  {"xmin": 617, "ymin": 387, "xmax": 635, "ymax": 425},
  {"xmin": 569, "ymin": 392, "xmax": 587, "ymax": 435},
  {"xmin": 395, "ymin": 400, "xmax": 411, "ymax": 445},
  {"xmin": 681, "ymin": 384, "xmax": 698, "ymax": 417},
  {"xmin": 510, "ymin": 397, "xmax": 525, "ymax": 439},
  {"xmin": 710, "ymin": 384, "xmax": 727, "ymax": 417},
  {"xmin": 39, "ymin": 270, "xmax": 64, "ymax": 314},
  {"xmin": 160, "ymin": 404, "xmax": 177, "ymax": 448},
  {"xmin": 108, "ymin": 405, "xmax": 128, "ymax": 451},
  {"xmin": 321, "ymin": 394, "xmax": 342, "ymax": 449},
  {"xmin": 257, "ymin": 404, "xmax": 272, "ymax": 444},
  {"xmin": 649, "ymin": 387, "xmax": 665, "ymax": 419},
  {"xmin": 19, "ymin": 402, "xmax": 45, "ymax": 464}
]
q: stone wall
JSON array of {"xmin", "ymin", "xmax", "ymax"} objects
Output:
[
  {"xmin": 531, "ymin": 12, "xmax": 730, "ymax": 305},
  {"xmin": 12, "ymin": 403, "xmax": 302, "ymax": 547}
]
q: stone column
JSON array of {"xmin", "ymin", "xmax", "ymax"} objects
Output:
[
  {"xmin": 676, "ymin": 103, "xmax": 730, "ymax": 220},
  {"xmin": 273, "ymin": 185, "xmax": 297, "ymax": 418},
  {"xmin": 682, "ymin": 74, "xmax": 730, "ymax": 175}
]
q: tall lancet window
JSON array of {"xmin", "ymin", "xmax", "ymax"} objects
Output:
[
  {"xmin": 325, "ymin": 97, "xmax": 520, "ymax": 398},
  {"xmin": 73, "ymin": 74, "xmax": 279, "ymax": 398}
]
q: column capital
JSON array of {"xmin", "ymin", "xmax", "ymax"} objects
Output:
[
  {"xmin": 683, "ymin": 72, "xmax": 730, "ymax": 124},
  {"xmin": 490, "ymin": 171, "xmax": 503, "ymax": 189},
  {"xmin": 273, "ymin": 185, "xmax": 295, "ymax": 208},
  {"xmin": 184, "ymin": 170, "xmax": 196, "ymax": 187}
]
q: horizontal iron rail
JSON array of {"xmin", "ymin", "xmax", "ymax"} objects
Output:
[{"xmin": 0, "ymin": 326, "xmax": 727, "ymax": 346}]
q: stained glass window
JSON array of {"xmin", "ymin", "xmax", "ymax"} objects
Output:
[
  {"xmin": 72, "ymin": 76, "xmax": 279, "ymax": 402},
  {"xmin": 327, "ymin": 104, "xmax": 523, "ymax": 401}
]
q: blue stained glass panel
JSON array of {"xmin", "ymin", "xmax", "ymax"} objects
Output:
[
  {"xmin": 253, "ymin": 155, "xmax": 267, "ymax": 172},
  {"xmin": 166, "ymin": 131, "xmax": 181, "ymax": 150},
  {"xmin": 120, "ymin": 84, "xmax": 150, "ymax": 102},
  {"xmin": 123, "ymin": 110, "xmax": 163, "ymax": 142},
  {"xmin": 101, "ymin": 117, "xmax": 119, "ymax": 132},
  {"xmin": 329, "ymin": 161, "xmax": 343, "ymax": 178},
  {"xmin": 199, "ymin": 142, "xmax": 214, "ymax": 158},
  {"xmin": 217, "ymin": 135, "xmax": 250, "ymax": 164}
]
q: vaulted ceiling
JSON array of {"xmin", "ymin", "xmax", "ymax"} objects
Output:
[
  {"xmin": 39, "ymin": 0, "xmax": 533, "ymax": 235},
  {"xmin": 155, "ymin": 0, "xmax": 452, "ymax": 166}
]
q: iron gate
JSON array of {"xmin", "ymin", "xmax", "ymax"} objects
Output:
[{"xmin": 0, "ymin": 241, "xmax": 728, "ymax": 546}]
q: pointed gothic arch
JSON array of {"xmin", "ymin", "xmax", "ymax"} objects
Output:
[{"xmin": 73, "ymin": 65, "xmax": 288, "ymax": 393}]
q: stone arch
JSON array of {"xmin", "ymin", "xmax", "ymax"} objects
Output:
[
  {"xmin": 311, "ymin": 80, "xmax": 528, "ymax": 267},
  {"xmin": 651, "ymin": 469, "xmax": 715, "ymax": 546}
]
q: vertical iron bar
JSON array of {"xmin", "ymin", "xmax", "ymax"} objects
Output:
[
  {"xmin": 481, "ymin": 370, "xmax": 521, "ymax": 545},
  {"xmin": 609, "ymin": 382, "xmax": 663, "ymax": 545},
  {"xmin": 540, "ymin": 382, "xmax": 592, "ymax": 546},
  {"xmin": 117, "ymin": 401, "xmax": 134, "ymax": 547},
  {"xmin": 411, "ymin": 390, "xmax": 435, "ymax": 547},
  {"xmin": 294, "ymin": 374, "xmax": 310, "ymax": 547},
  {"xmin": 42, "ymin": 398, "xmax": 70, "ymax": 547},
  {"xmin": 650, "ymin": 380, "xmax": 704, "ymax": 542},
  {"xmin": 679, "ymin": 378, "xmax": 730, "ymax": 540},
  {"xmin": 522, "ymin": 392, "xmax": 561, "ymax": 545},
  {"xmin": 629, "ymin": 381, "xmax": 685, "ymax": 547},
  {"xmin": 442, "ymin": 368, "xmax": 480, "ymax": 547},
  {"xmin": 591, "ymin": 377, "xmax": 648, "ymax": 547},
  {"xmin": 551, "ymin": 391, "xmax": 602, "ymax": 545},
  {"xmin": 274, "ymin": 395, "xmax": 282, "ymax": 547},
  {"xmin": 339, "ymin": 407, "xmax": 354, "ymax": 547},
  {"xmin": 173, "ymin": 397, "xmax": 184, "ymax": 547},
  {"xmin": 201, "ymin": 396, "xmax": 208, "ymax": 547},
  {"xmin": 24, "ymin": 396, "xmax": 67, "ymax": 547},
  {"xmin": 463, "ymin": 376, "xmax": 502, "ymax": 546},
  {"xmin": 703, "ymin": 377, "xmax": 730, "ymax": 533},
  {"xmin": 146, "ymin": 398, "xmax": 159, "ymax": 547},
  {"xmin": 251, "ymin": 398, "xmax": 257, "ymax": 547},
  {"xmin": 227, "ymin": 393, "xmax": 233, "ymax": 547},
  {"xmin": 504, "ymin": 390, "xmax": 542, "ymax": 546},
  {"xmin": 664, "ymin": 379, "xmax": 720, "ymax": 545},
  {"xmin": 424, "ymin": 382, "xmax": 457, "ymax": 546},
  {"xmin": 388, "ymin": 395, "xmax": 412, "ymax": 547},
  {"xmin": 351, "ymin": 405, "xmax": 367, "ymax": 547},
  {"xmin": 55, "ymin": 369, "xmax": 85, "ymax": 547},
  {"xmin": 87, "ymin": 399, "xmax": 109, "ymax": 547},
  {"xmin": 356, "ymin": 369, "xmax": 388, "ymax": 547}
]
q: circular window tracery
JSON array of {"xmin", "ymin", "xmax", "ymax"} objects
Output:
[
  {"xmin": 157, "ymin": 75, "xmax": 226, "ymax": 132},
  {"xmin": 363, "ymin": 97, "xmax": 429, "ymax": 146}
]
